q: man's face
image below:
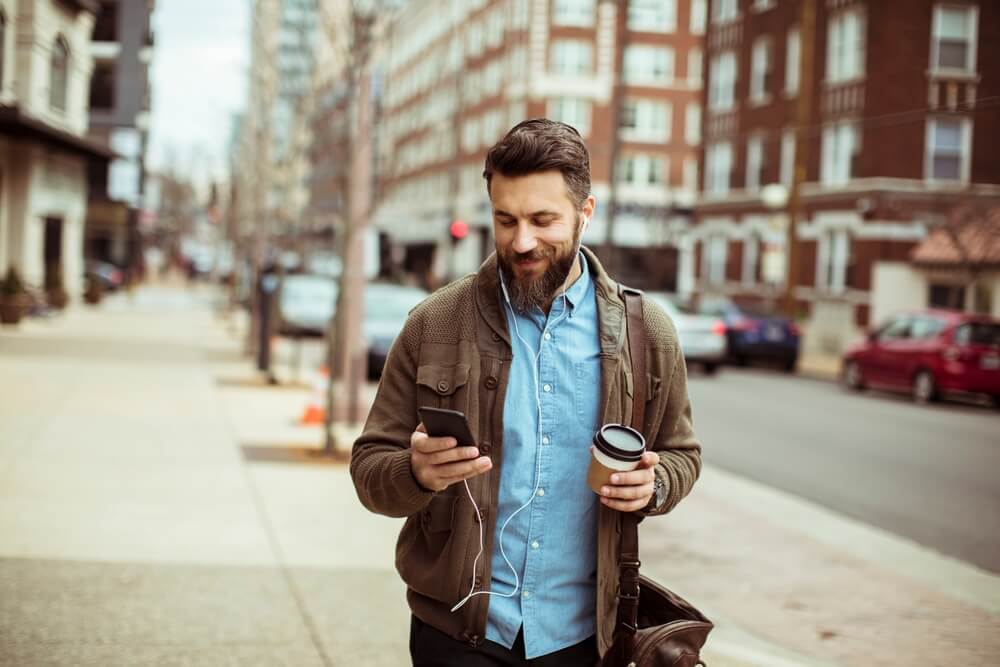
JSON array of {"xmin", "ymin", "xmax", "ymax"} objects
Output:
[{"xmin": 489, "ymin": 170, "xmax": 596, "ymax": 312}]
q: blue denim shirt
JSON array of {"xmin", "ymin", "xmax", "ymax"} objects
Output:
[{"xmin": 486, "ymin": 252, "xmax": 602, "ymax": 658}]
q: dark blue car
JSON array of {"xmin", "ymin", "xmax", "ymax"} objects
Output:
[{"xmin": 695, "ymin": 297, "xmax": 800, "ymax": 372}]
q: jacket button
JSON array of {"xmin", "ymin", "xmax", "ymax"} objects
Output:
[
  {"xmin": 473, "ymin": 575, "xmax": 482, "ymax": 589},
  {"xmin": 437, "ymin": 380, "xmax": 450, "ymax": 393},
  {"xmin": 480, "ymin": 443, "xmax": 492, "ymax": 455},
  {"xmin": 484, "ymin": 376, "xmax": 498, "ymax": 390},
  {"xmin": 478, "ymin": 507, "xmax": 487, "ymax": 521},
  {"xmin": 491, "ymin": 332, "xmax": 501, "ymax": 342}
]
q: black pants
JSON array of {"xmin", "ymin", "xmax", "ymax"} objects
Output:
[{"xmin": 409, "ymin": 616, "xmax": 598, "ymax": 667}]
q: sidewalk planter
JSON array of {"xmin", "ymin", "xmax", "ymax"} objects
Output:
[
  {"xmin": 1, "ymin": 267, "xmax": 28, "ymax": 325},
  {"xmin": 45, "ymin": 264, "xmax": 69, "ymax": 310},
  {"xmin": 83, "ymin": 272, "xmax": 103, "ymax": 305}
]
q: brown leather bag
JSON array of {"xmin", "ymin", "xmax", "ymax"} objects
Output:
[{"xmin": 599, "ymin": 287, "xmax": 714, "ymax": 667}]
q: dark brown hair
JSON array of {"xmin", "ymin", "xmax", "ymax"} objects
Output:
[{"xmin": 483, "ymin": 118, "xmax": 591, "ymax": 210}]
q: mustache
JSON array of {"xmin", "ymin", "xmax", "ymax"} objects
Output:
[{"xmin": 509, "ymin": 247, "xmax": 552, "ymax": 262}]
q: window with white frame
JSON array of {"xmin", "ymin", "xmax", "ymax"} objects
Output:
[
  {"xmin": 712, "ymin": 0, "xmax": 738, "ymax": 24},
  {"xmin": 705, "ymin": 142, "xmax": 733, "ymax": 195},
  {"xmin": 624, "ymin": 45, "xmax": 674, "ymax": 84},
  {"xmin": 512, "ymin": 0, "xmax": 530, "ymax": 28},
  {"xmin": 821, "ymin": 121, "xmax": 859, "ymax": 186},
  {"xmin": 931, "ymin": 5, "xmax": 978, "ymax": 73},
  {"xmin": 552, "ymin": 0, "xmax": 595, "ymax": 27},
  {"xmin": 685, "ymin": 103, "xmax": 701, "ymax": 145},
  {"xmin": 785, "ymin": 28, "xmax": 800, "ymax": 94},
  {"xmin": 742, "ymin": 233, "xmax": 760, "ymax": 285},
  {"xmin": 687, "ymin": 48, "xmax": 703, "ymax": 86},
  {"xmin": 752, "ymin": 0, "xmax": 776, "ymax": 12},
  {"xmin": 486, "ymin": 9, "xmax": 505, "ymax": 48},
  {"xmin": 462, "ymin": 117, "xmax": 480, "ymax": 153},
  {"xmin": 780, "ymin": 129, "xmax": 795, "ymax": 185},
  {"xmin": 628, "ymin": 0, "xmax": 676, "ymax": 33},
  {"xmin": 746, "ymin": 135, "xmax": 764, "ymax": 190},
  {"xmin": 621, "ymin": 98, "xmax": 671, "ymax": 142},
  {"xmin": 550, "ymin": 40, "xmax": 593, "ymax": 76},
  {"xmin": 50, "ymin": 36, "xmax": 70, "ymax": 112},
  {"xmin": 826, "ymin": 8, "xmax": 865, "ymax": 83},
  {"xmin": 548, "ymin": 97, "xmax": 592, "ymax": 136},
  {"xmin": 926, "ymin": 117, "xmax": 970, "ymax": 182},
  {"xmin": 708, "ymin": 51, "xmax": 736, "ymax": 111},
  {"xmin": 618, "ymin": 154, "xmax": 667, "ymax": 186},
  {"xmin": 750, "ymin": 36, "xmax": 772, "ymax": 103},
  {"xmin": 0, "ymin": 10, "xmax": 7, "ymax": 91},
  {"xmin": 690, "ymin": 0, "xmax": 707, "ymax": 33},
  {"xmin": 707, "ymin": 234, "xmax": 729, "ymax": 285},
  {"xmin": 683, "ymin": 158, "xmax": 698, "ymax": 193},
  {"xmin": 817, "ymin": 228, "xmax": 851, "ymax": 293}
]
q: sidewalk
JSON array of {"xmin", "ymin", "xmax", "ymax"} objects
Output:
[{"xmin": 1, "ymin": 285, "xmax": 998, "ymax": 666}]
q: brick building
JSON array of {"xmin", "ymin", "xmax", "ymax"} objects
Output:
[
  {"xmin": 372, "ymin": 0, "xmax": 708, "ymax": 289},
  {"xmin": 694, "ymin": 0, "xmax": 1000, "ymax": 354}
]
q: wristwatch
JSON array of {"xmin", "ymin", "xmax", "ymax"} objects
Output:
[{"xmin": 643, "ymin": 475, "xmax": 666, "ymax": 513}]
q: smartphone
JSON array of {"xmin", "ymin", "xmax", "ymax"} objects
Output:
[{"xmin": 418, "ymin": 406, "xmax": 479, "ymax": 452}]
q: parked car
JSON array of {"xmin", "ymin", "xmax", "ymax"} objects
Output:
[
  {"xmin": 647, "ymin": 292, "xmax": 727, "ymax": 374},
  {"xmin": 364, "ymin": 283, "xmax": 429, "ymax": 378},
  {"xmin": 842, "ymin": 310, "xmax": 1000, "ymax": 406},
  {"xmin": 277, "ymin": 274, "xmax": 338, "ymax": 337},
  {"xmin": 85, "ymin": 261, "xmax": 124, "ymax": 292},
  {"xmin": 695, "ymin": 297, "xmax": 801, "ymax": 371}
]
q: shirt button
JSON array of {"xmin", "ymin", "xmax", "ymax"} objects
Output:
[
  {"xmin": 543, "ymin": 384, "xmax": 551, "ymax": 392},
  {"xmin": 531, "ymin": 540, "xmax": 539, "ymax": 549},
  {"xmin": 522, "ymin": 590, "xmax": 531, "ymax": 599},
  {"xmin": 543, "ymin": 332, "xmax": 551, "ymax": 340},
  {"xmin": 541, "ymin": 436, "xmax": 550, "ymax": 445},
  {"xmin": 537, "ymin": 489, "xmax": 545, "ymax": 497}
]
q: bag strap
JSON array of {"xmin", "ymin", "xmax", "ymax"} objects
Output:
[{"xmin": 615, "ymin": 285, "xmax": 645, "ymax": 641}]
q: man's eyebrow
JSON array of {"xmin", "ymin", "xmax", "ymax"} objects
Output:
[{"xmin": 493, "ymin": 208, "xmax": 562, "ymax": 219}]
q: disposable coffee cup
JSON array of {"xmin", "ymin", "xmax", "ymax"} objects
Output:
[{"xmin": 587, "ymin": 424, "xmax": 646, "ymax": 494}]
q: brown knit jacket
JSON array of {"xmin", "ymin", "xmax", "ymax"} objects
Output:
[{"xmin": 350, "ymin": 247, "xmax": 702, "ymax": 656}]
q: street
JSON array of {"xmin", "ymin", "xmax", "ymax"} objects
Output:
[
  {"xmin": 687, "ymin": 367, "xmax": 1000, "ymax": 574},
  {"xmin": 1, "ymin": 286, "xmax": 999, "ymax": 667}
]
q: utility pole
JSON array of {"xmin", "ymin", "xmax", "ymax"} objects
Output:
[
  {"xmin": 784, "ymin": 0, "xmax": 816, "ymax": 319},
  {"xmin": 601, "ymin": 0, "xmax": 630, "ymax": 275}
]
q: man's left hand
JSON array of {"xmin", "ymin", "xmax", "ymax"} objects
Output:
[{"xmin": 597, "ymin": 450, "xmax": 659, "ymax": 512}]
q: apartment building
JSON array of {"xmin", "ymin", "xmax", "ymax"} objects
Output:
[
  {"xmin": 694, "ymin": 0, "xmax": 1000, "ymax": 351},
  {"xmin": 0, "ymin": 0, "xmax": 111, "ymax": 297},
  {"xmin": 372, "ymin": 0, "xmax": 708, "ymax": 288}
]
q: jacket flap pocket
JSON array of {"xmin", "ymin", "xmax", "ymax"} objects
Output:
[
  {"xmin": 423, "ymin": 495, "xmax": 456, "ymax": 533},
  {"xmin": 416, "ymin": 363, "xmax": 471, "ymax": 396}
]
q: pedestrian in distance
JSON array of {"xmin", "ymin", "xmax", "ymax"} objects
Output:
[{"xmin": 351, "ymin": 118, "xmax": 703, "ymax": 666}]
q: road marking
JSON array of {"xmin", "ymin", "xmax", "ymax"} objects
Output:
[{"xmin": 699, "ymin": 465, "xmax": 1000, "ymax": 615}]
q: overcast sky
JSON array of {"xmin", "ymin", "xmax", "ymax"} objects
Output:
[{"xmin": 147, "ymin": 0, "xmax": 250, "ymax": 185}]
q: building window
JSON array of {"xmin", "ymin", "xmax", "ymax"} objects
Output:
[
  {"xmin": 618, "ymin": 154, "xmax": 666, "ymax": 186},
  {"xmin": 780, "ymin": 129, "xmax": 795, "ymax": 185},
  {"xmin": 552, "ymin": 0, "xmax": 595, "ymax": 27},
  {"xmin": 624, "ymin": 45, "xmax": 674, "ymax": 84},
  {"xmin": 742, "ymin": 233, "xmax": 759, "ymax": 285},
  {"xmin": 708, "ymin": 51, "xmax": 736, "ymax": 111},
  {"xmin": 931, "ymin": 5, "xmax": 978, "ymax": 73},
  {"xmin": 690, "ymin": 0, "xmax": 707, "ymax": 34},
  {"xmin": 687, "ymin": 48, "xmax": 702, "ymax": 86},
  {"xmin": 826, "ymin": 8, "xmax": 865, "ymax": 83},
  {"xmin": 752, "ymin": 0, "xmax": 776, "ymax": 12},
  {"xmin": 93, "ymin": 1, "xmax": 119, "ymax": 42},
  {"xmin": 746, "ymin": 135, "xmax": 764, "ymax": 191},
  {"xmin": 711, "ymin": 0, "xmax": 738, "ymax": 25},
  {"xmin": 549, "ymin": 40, "xmax": 593, "ymax": 76},
  {"xmin": 628, "ymin": 0, "xmax": 676, "ymax": 33},
  {"xmin": 785, "ymin": 28, "xmax": 800, "ymax": 95},
  {"xmin": 685, "ymin": 103, "xmax": 701, "ymax": 145},
  {"xmin": 0, "ymin": 10, "xmax": 6, "ymax": 90},
  {"xmin": 707, "ymin": 234, "xmax": 728, "ymax": 285},
  {"xmin": 750, "ymin": 36, "xmax": 772, "ymax": 104},
  {"xmin": 821, "ymin": 121, "xmax": 859, "ymax": 186},
  {"xmin": 89, "ymin": 61, "xmax": 116, "ymax": 110},
  {"xmin": 548, "ymin": 97, "xmax": 592, "ymax": 136},
  {"xmin": 705, "ymin": 142, "xmax": 732, "ymax": 195},
  {"xmin": 50, "ymin": 37, "xmax": 70, "ymax": 112},
  {"xmin": 817, "ymin": 228, "xmax": 851, "ymax": 293},
  {"xmin": 925, "ymin": 117, "xmax": 971, "ymax": 182},
  {"xmin": 621, "ymin": 98, "xmax": 671, "ymax": 142},
  {"xmin": 683, "ymin": 157, "xmax": 698, "ymax": 192}
]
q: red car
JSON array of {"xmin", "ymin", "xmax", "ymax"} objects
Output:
[{"xmin": 842, "ymin": 310, "xmax": 1000, "ymax": 406}]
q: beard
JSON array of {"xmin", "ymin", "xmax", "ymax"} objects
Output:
[{"xmin": 498, "ymin": 217, "xmax": 582, "ymax": 313}]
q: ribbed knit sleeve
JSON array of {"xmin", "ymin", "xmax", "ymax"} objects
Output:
[{"xmin": 350, "ymin": 315, "xmax": 434, "ymax": 518}]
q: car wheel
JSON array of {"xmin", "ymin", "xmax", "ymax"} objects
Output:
[
  {"xmin": 782, "ymin": 358, "xmax": 797, "ymax": 373},
  {"xmin": 843, "ymin": 361, "xmax": 865, "ymax": 391},
  {"xmin": 702, "ymin": 362, "xmax": 718, "ymax": 375},
  {"xmin": 734, "ymin": 354, "xmax": 749, "ymax": 367},
  {"xmin": 992, "ymin": 394, "xmax": 1000, "ymax": 411},
  {"xmin": 912, "ymin": 370, "xmax": 938, "ymax": 404}
]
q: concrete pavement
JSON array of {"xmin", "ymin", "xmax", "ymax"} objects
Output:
[{"xmin": 1, "ymin": 284, "xmax": 998, "ymax": 666}]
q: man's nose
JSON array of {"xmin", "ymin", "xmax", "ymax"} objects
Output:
[{"xmin": 512, "ymin": 224, "xmax": 537, "ymax": 254}]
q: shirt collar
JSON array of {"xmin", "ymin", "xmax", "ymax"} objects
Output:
[{"xmin": 559, "ymin": 251, "xmax": 590, "ymax": 314}]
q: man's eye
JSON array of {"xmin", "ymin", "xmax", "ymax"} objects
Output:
[{"xmin": 496, "ymin": 218, "xmax": 516, "ymax": 226}]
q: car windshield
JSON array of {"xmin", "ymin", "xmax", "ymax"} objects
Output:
[
  {"xmin": 365, "ymin": 286, "xmax": 427, "ymax": 325},
  {"xmin": 954, "ymin": 322, "xmax": 1000, "ymax": 346},
  {"xmin": 281, "ymin": 276, "xmax": 337, "ymax": 306}
]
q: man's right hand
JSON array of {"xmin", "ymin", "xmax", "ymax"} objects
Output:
[{"xmin": 411, "ymin": 423, "xmax": 492, "ymax": 492}]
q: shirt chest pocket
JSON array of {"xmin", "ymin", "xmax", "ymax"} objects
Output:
[{"xmin": 416, "ymin": 363, "xmax": 471, "ymax": 411}]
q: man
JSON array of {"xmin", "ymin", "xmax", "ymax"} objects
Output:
[{"xmin": 351, "ymin": 119, "xmax": 702, "ymax": 666}]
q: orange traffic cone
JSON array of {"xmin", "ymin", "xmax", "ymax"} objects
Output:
[{"xmin": 300, "ymin": 366, "xmax": 329, "ymax": 425}]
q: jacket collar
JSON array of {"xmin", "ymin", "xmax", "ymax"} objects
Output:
[{"xmin": 474, "ymin": 245, "xmax": 626, "ymax": 358}]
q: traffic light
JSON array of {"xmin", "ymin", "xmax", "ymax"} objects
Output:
[{"xmin": 449, "ymin": 219, "xmax": 469, "ymax": 243}]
